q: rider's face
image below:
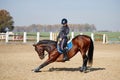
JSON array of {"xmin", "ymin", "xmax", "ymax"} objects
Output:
[{"xmin": 62, "ymin": 23, "xmax": 67, "ymax": 26}]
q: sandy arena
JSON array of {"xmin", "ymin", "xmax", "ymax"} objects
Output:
[{"xmin": 0, "ymin": 42, "xmax": 120, "ymax": 80}]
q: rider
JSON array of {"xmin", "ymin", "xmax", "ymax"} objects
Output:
[{"xmin": 57, "ymin": 18, "xmax": 70, "ymax": 61}]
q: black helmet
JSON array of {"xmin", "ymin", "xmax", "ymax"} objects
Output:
[{"xmin": 61, "ymin": 18, "xmax": 68, "ymax": 24}]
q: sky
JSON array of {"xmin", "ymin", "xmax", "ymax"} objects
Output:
[{"xmin": 0, "ymin": 0, "xmax": 120, "ymax": 31}]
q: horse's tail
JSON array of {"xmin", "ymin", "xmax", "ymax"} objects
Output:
[{"xmin": 88, "ymin": 38, "xmax": 94, "ymax": 66}]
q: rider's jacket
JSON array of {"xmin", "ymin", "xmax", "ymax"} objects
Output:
[{"xmin": 57, "ymin": 25, "xmax": 69, "ymax": 41}]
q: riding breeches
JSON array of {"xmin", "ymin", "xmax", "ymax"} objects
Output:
[{"xmin": 59, "ymin": 37, "xmax": 68, "ymax": 52}]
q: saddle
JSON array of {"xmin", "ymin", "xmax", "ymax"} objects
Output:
[{"xmin": 57, "ymin": 41, "xmax": 73, "ymax": 54}]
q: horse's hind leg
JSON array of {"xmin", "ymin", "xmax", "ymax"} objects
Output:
[{"xmin": 80, "ymin": 52, "xmax": 88, "ymax": 72}]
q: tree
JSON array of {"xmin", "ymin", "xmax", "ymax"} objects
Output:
[{"xmin": 0, "ymin": 9, "xmax": 14, "ymax": 33}]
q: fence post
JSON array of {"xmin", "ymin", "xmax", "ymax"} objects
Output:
[
  {"xmin": 71, "ymin": 32, "xmax": 74, "ymax": 39},
  {"xmin": 50, "ymin": 32, "xmax": 52, "ymax": 40},
  {"xmin": 5, "ymin": 32, "xmax": 9, "ymax": 43},
  {"xmin": 53, "ymin": 33, "xmax": 55, "ymax": 41},
  {"xmin": 80, "ymin": 33, "xmax": 83, "ymax": 35},
  {"xmin": 37, "ymin": 32, "xmax": 40, "ymax": 42},
  {"xmin": 23, "ymin": 32, "xmax": 27, "ymax": 43},
  {"xmin": 91, "ymin": 33, "xmax": 94, "ymax": 42},
  {"xmin": 103, "ymin": 34, "xmax": 106, "ymax": 44}
]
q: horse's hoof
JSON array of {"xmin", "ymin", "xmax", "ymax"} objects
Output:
[
  {"xmin": 80, "ymin": 69, "xmax": 83, "ymax": 72},
  {"xmin": 80, "ymin": 67, "xmax": 83, "ymax": 72},
  {"xmin": 80, "ymin": 69, "xmax": 87, "ymax": 73},
  {"xmin": 80, "ymin": 67, "xmax": 87, "ymax": 72},
  {"xmin": 32, "ymin": 69, "xmax": 41, "ymax": 73},
  {"xmin": 34, "ymin": 70, "xmax": 41, "ymax": 73}
]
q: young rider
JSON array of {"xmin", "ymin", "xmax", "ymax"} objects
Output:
[{"xmin": 57, "ymin": 18, "xmax": 70, "ymax": 61}]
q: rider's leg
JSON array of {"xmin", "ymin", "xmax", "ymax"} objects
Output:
[{"xmin": 60, "ymin": 38, "xmax": 69, "ymax": 61}]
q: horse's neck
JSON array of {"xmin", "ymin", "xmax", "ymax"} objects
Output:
[{"xmin": 44, "ymin": 44, "xmax": 56, "ymax": 53}]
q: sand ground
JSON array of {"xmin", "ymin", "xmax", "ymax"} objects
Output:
[{"xmin": 0, "ymin": 42, "xmax": 120, "ymax": 80}]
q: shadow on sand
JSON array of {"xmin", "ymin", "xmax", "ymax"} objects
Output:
[{"xmin": 48, "ymin": 67, "xmax": 105, "ymax": 73}]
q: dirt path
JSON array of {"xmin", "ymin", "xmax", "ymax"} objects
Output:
[{"xmin": 0, "ymin": 43, "xmax": 120, "ymax": 80}]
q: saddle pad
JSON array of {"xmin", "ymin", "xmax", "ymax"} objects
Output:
[{"xmin": 57, "ymin": 41, "xmax": 73, "ymax": 54}]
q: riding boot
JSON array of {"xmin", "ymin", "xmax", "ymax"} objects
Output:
[{"xmin": 63, "ymin": 48, "xmax": 69, "ymax": 61}]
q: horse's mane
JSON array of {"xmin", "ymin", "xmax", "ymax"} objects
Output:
[{"xmin": 37, "ymin": 40, "xmax": 57, "ymax": 45}]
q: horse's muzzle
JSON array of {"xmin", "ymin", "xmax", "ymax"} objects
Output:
[
  {"xmin": 39, "ymin": 55, "xmax": 44, "ymax": 60},
  {"xmin": 39, "ymin": 53, "xmax": 47, "ymax": 60}
]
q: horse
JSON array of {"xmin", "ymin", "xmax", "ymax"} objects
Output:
[{"xmin": 32, "ymin": 35, "xmax": 94, "ymax": 72}]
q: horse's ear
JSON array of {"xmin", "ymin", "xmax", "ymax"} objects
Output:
[{"xmin": 33, "ymin": 44, "xmax": 36, "ymax": 47}]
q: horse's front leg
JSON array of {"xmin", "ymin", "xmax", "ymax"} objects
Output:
[
  {"xmin": 33, "ymin": 60, "xmax": 50, "ymax": 72},
  {"xmin": 33, "ymin": 56, "xmax": 59, "ymax": 72},
  {"xmin": 33, "ymin": 51, "xmax": 59, "ymax": 72},
  {"xmin": 33, "ymin": 57, "xmax": 56, "ymax": 72}
]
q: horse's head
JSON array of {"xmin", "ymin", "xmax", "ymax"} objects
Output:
[
  {"xmin": 33, "ymin": 40, "xmax": 57, "ymax": 60},
  {"xmin": 33, "ymin": 44, "xmax": 45, "ymax": 60}
]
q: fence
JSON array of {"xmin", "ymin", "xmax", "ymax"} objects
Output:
[{"xmin": 0, "ymin": 32, "xmax": 116, "ymax": 44}]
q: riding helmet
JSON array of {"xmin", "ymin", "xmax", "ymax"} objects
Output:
[{"xmin": 61, "ymin": 18, "xmax": 68, "ymax": 24}]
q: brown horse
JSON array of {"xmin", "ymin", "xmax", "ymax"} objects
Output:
[{"xmin": 33, "ymin": 35, "xmax": 94, "ymax": 72}]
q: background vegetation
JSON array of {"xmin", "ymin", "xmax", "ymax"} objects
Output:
[{"xmin": 0, "ymin": 9, "xmax": 14, "ymax": 33}]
